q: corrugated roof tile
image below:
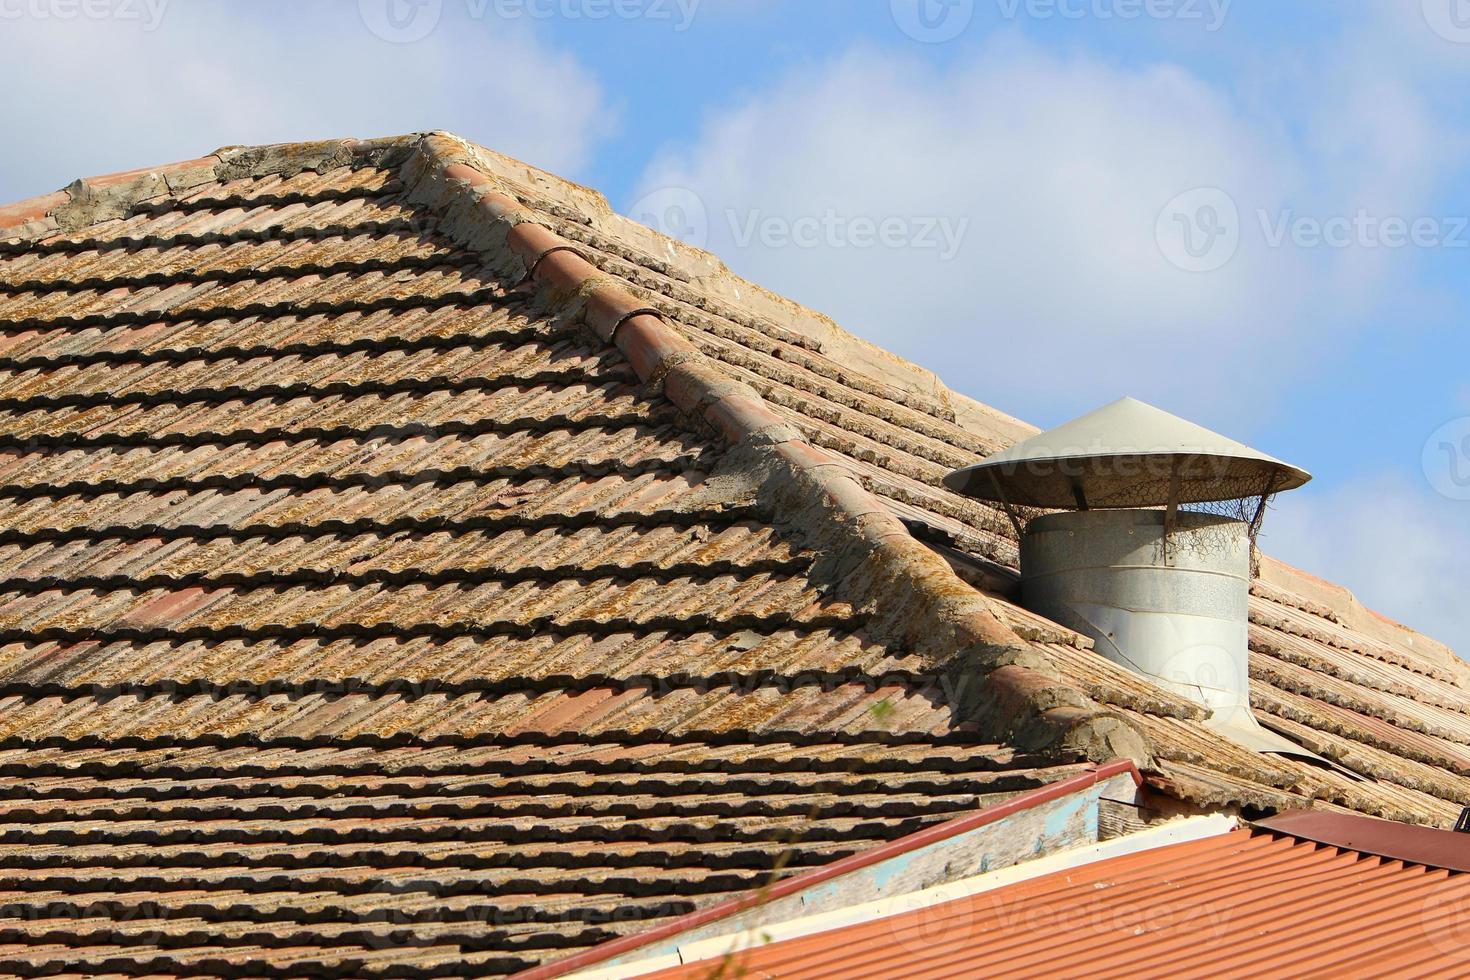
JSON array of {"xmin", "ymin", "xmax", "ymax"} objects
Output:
[{"xmin": 0, "ymin": 133, "xmax": 1461, "ymax": 979}]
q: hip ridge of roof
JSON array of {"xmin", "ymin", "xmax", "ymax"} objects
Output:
[
  {"xmin": 398, "ymin": 131, "xmax": 1152, "ymax": 769},
  {"xmin": 0, "ymin": 135, "xmax": 424, "ymax": 241}
]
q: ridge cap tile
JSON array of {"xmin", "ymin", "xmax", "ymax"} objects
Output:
[
  {"xmin": 400, "ymin": 135, "xmax": 1146, "ymax": 769},
  {"xmin": 0, "ymin": 131, "xmax": 1462, "ymax": 978}
]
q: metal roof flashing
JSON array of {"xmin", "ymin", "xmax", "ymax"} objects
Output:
[
  {"xmin": 1256, "ymin": 810, "xmax": 1470, "ymax": 872},
  {"xmin": 520, "ymin": 762, "xmax": 1144, "ymax": 980},
  {"xmin": 631, "ymin": 820, "xmax": 1470, "ymax": 978}
]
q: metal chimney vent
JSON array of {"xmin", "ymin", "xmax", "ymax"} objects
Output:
[
  {"xmin": 944, "ymin": 395, "xmax": 1309, "ymax": 524},
  {"xmin": 943, "ymin": 397, "xmax": 1329, "ymax": 763}
]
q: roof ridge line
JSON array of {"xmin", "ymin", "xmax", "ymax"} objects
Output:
[
  {"xmin": 0, "ymin": 130, "xmax": 1039, "ymax": 445},
  {"xmin": 399, "ymin": 132, "xmax": 1152, "ymax": 768},
  {"xmin": 0, "ymin": 135, "xmax": 423, "ymax": 243}
]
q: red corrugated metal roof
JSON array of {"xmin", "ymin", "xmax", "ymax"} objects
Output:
[
  {"xmin": 1258, "ymin": 809, "xmax": 1470, "ymax": 873},
  {"xmin": 3, "ymin": 130, "xmax": 1470, "ymax": 976},
  {"xmin": 522, "ymin": 761, "xmax": 1142, "ymax": 980},
  {"xmin": 650, "ymin": 827, "xmax": 1470, "ymax": 979}
]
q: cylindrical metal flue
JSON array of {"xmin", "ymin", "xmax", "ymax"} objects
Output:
[
  {"xmin": 943, "ymin": 396, "xmax": 1334, "ymax": 764},
  {"xmin": 1021, "ymin": 509, "xmax": 1251, "ymax": 716}
]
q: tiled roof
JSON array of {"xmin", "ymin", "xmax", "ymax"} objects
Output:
[
  {"xmin": 645, "ymin": 821, "xmax": 1470, "ymax": 979},
  {"xmin": 0, "ymin": 131, "xmax": 1465, "ymax": 977}
]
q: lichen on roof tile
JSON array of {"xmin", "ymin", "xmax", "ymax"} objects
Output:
[{"xmin": 0, "ymin": 131, "xmax": 1462, "ymax": 978}]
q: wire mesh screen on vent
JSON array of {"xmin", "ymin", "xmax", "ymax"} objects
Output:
[{"xmin": 943, "ymin": 396, "xmax": 1310, "ymax": 572}]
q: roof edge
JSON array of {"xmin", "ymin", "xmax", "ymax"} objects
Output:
[
  {"xmin": 1257, "ymin": 554, "xmax": 1463, "ymax": 675},
  {"xmin": 397, "ymin": 131, "xmax": 1155, "ymax": 769},
  {"xmin": 516, "ymin": 759, "xmax": 1143, "ymax": 980},
  {"xmin": 0, "ymin": 135, "xmax": 424, "ymax": 242},
  {"xmin": 1, "ymin": 132, "xmax": 1449, "ymax": 672},
  {"xmin": 1257, "ymin": 809, "xmax": 1470, "ymax": 872},
  {"xmin": 406, "ymin": 138, "xmax": 1036, "ymax": 446},
  {"xmin": 0, "ymin": 133, "xmax": 1032, "ymax": 447}
]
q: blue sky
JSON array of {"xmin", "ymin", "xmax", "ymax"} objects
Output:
[{"xmin": 1, "ymin": 0, "xmax": 1466, "ymax": 654}]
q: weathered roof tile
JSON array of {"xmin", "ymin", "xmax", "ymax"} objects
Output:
[{"xmin": 0, "ymin": 132, "xmax": 1461, "ymax": 978}]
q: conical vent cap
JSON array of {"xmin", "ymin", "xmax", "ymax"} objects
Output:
[{"xmin": 943, "ymin": 397, "xmax": 1311, "ymax": 509}]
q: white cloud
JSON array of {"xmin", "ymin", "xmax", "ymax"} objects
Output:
[
  {"xmin": 1263, "ymin": 477, "xmax": 1469, "ymax": 659},
  {"xmin": 630, "ymin": 23, "xmax": 1467, "ymax": 655},
  {"xmin": 0, "ymin": 3, "xmax": 611, "ymax": 204},
  {"xmin": 629, "ymin": 31, "xmax": 1457, "ymax": 424}
]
